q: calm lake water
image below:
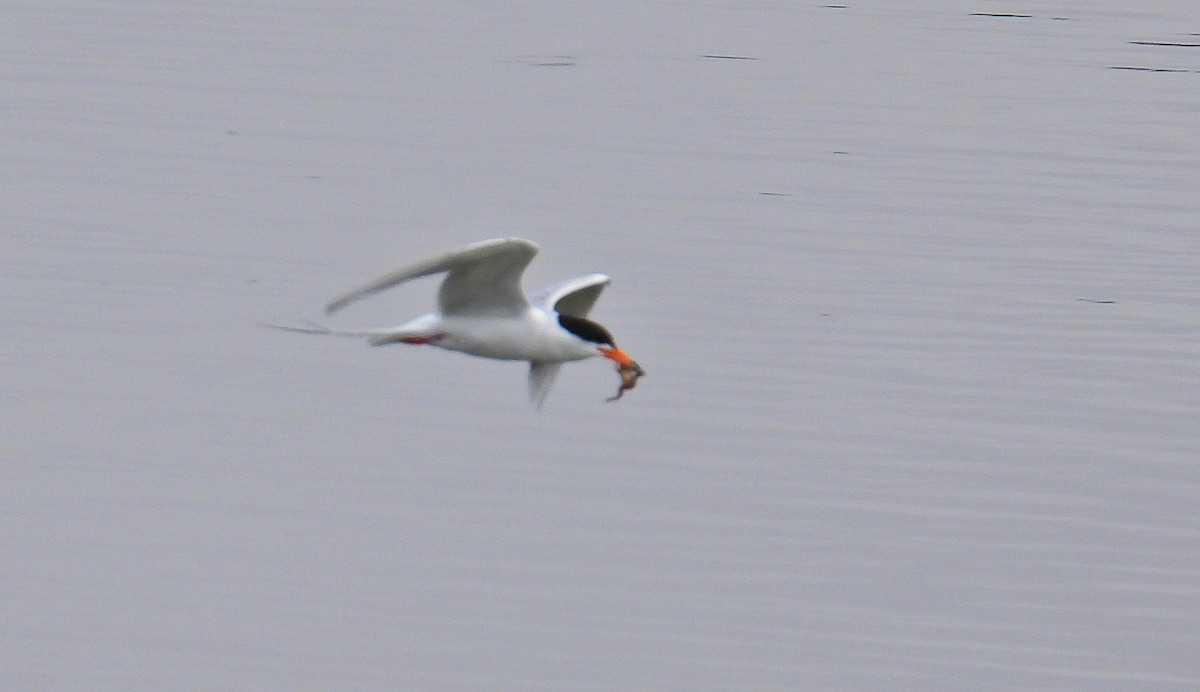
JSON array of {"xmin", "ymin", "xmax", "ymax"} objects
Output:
[{"xmin": 4, "ymin": 2, "xmax": 1199, "ymax": 689}]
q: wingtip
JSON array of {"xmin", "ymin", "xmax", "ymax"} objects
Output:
[
  {"xmin": 259, "ymin": 320, "xmax": 333, "ymax": 335},
  {"xmin": 528, "ymin": 381, "xmax": 549, "ymax": 410},
  {"xmin": 324, "ymin": 293, "xmax": 357, "ymax": 314}
]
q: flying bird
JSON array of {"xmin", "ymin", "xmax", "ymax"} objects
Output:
[{"xmin": 271, "ymin": 238, "xmax": 644, "ymax": 407}]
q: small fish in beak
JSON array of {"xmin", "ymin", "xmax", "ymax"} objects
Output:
[
  {"xmin": 599, "ymin": 346, "xmax": 644, "ymax": 402},
  {"xmin": 606, "ymin": 360, "xmax": 645, "ymax": 402}
]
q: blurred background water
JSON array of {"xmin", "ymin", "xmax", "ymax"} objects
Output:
[{"xmin": 4, "ymin": 2, "xmax": 1198, "ymax": 689}]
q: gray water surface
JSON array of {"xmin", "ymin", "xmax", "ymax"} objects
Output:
[{"xmin": 4, "ymin": 2, "xmax": 1199, "ymax": 689}]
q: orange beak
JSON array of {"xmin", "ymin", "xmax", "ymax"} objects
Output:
[
  {"xmin": 600, "ymin": 346, "xmax": 634, "ymax": 367},
  {"xmin": 600, "ymin": 347, "xmax": 644, "ymax": 375}
]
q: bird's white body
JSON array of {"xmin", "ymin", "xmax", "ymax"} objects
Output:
[
  {"xmin": 274, "ymin": 238, "xmax": 641, "ymax": 407},
  {"xmin": 386, "ymin": 309, "xmax": 601, "ymax": 362}
]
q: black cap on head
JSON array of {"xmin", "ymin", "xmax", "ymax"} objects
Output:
[{"xmin": 558, "ymin": 314, "xmax": 615, "ymax": 347}]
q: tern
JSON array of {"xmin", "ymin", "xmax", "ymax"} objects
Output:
[{"xmin": 271, "ymin": 237, "xmax": 644, "ymax": 407}]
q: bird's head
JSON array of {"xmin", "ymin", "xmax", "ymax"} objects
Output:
[{"xmin": 558, "ymin": 314, "xmax": 644, "ymax": 376}]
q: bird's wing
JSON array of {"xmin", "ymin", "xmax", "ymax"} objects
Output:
[
  {"xmin": 325, "ymin": 238, "xmax": 539, "ymax": 316},
  {"xmin": 528, "ymin": 273, "xmax": 610, "ymax": 317},
  {"xmin": 528, "ymin": 361, "xmax": 563, "ymax": 409}
]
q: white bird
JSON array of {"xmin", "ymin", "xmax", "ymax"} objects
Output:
[{"xmin": 271, "ymin": 237, "xmax": 643, "ymax": 407}]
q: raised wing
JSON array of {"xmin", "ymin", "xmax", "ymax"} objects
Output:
[
  {"xmin": 325, "ymin": 238, "xmax": 539, "ymax": 316},
  {"xmin": 528, "ymin": 361, "xmax": 563, "ymax": 409},
  {"xmin": 529, "ymin": 272, "xmax": 610, "ymax": 318}
]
